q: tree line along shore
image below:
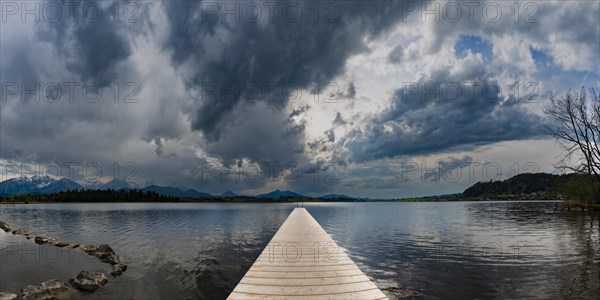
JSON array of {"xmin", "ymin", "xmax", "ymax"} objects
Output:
[{"xmin": 0, "ymin": 173, "xmax": 597, "ymax": 208}]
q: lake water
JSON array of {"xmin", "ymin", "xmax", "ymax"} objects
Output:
[{"xmin": 1, "ymin": 201, "xmax": 599, "ymax": 299}]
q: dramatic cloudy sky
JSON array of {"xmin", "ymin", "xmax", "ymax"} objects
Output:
[{"xmin": 1, "ymin": 0, "xmax": 599, "ymax": 198}]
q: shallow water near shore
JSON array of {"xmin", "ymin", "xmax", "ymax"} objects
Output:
[{"xmin": 1, "ymin": 201, "xmax": 599, "ymax": 299}]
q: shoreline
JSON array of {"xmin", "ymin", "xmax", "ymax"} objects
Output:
[{"xmin": 0, "ymin": 199, "xmax": 567, "ymax": 205}]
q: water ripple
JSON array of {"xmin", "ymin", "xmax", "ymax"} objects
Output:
[{"xmin": 1, "ymin": 201, "xmax": 599, "ymax": 299}]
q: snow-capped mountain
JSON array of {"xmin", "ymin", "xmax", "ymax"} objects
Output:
[
  {"xmin": 0, "ymin": 177, "xmax": 328, "ymax": 200},
  {"xmin": 30, "ymin": 175, "xmax": 56, "ymax": 188},
  {"xmin": 0, "ymin": 176, "xmax": 82, "ymax": 196},
  {"xmin": 0, "ymin": 177, "xmax": 37, "ymax": 195},
  {"xmin": 0, "ymin": 176, "xmax": 215, "ymax": 198},
  {"xmin": 39, "ymin": 178, "xmax": 83, "ymax": 194}
]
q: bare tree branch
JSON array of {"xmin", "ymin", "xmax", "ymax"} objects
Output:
[{"xmin": 545, "ymin": 88, "xmax": 600, "ymax": 203}]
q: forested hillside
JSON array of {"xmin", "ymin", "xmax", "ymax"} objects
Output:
[{"xmin": 463, "ymin": 173, "xmax": 589, "ymax": 198}]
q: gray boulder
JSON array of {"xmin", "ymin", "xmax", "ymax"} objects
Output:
[
  {"xmin": 53, "ymin": 241, "xmax": 78, "ymax": 248},
  {"xmin": 21, "ymin": 280, "xmax": 79, "ymax": 300},
  {"xmin": 41, "ymin": 280, "xmax": 77, "ymax": 299},
  {"xmin": 68, "ymin": 271, "xmax": 108, "ymax": 292},
  {"xmin": 53, "ymin": 241, "xmax": 69, "ymax": 247},
  {"xmin": 97, "ymin": 244, "xmax": 113, "ymax": 252},
  {"xmin": 110, "ymin": 263, "xmax": 128, "ymax": 277},
  {"xmin": 0, "ymin": 292, "xmax": 18, "ymax": 300},
  {"xmin": 0, "ymin": 221, "xmax": 10, "ymax": 232},
  {"xmin": 11, "ymin": 228, "xmax": 28, "ymax": 236},
  {"xmin": 79, "ymin": 244, "xmax": 97, "ymax": 254},
  {"xmin": 93, "ymin": 245, "xmax": 119, "ymax": 264},
  {"xmin": 21, "ymin": 285, "xmax": 54, "ymax": 300},
  {"xmin": 34, "ymin": 236, "xmax": 57, "ymax": 245},
  {"xmin": 100, "ymin": 253, "xmax": 122, "ymax": 265}
]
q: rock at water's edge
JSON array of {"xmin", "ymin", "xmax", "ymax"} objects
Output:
[
  {"xmin": 110, "ymin": 263, "xmax": 128, "ymax": 277},
  {"xmin": 79, "ymin": 244, "xmax": 97, "ymax": 253},
  {"xmin": 69, "ymin": 271, "xmax": 108, "ymax": 292},
  {"xmin": 96, "ymin": 244, "xmax": 114, "ymax": 254},
  {"xmin": 54, "ymin": 241, "xmax": 78, "ymax": 248},
  {"xmin": 0, "ymin": 221, "xmax": 9, "ymax": 229},
  {"xmin": 0, "ymin": 221, "xmax": 11, "ymax": 232},
  {"xmin": 100, "ymin": 253, "xmax": 122, "ymax": 265},
  {"xmin": 21, "ymin": 285, "xmax": 54, "ymax": 300},
  {"xmin": 12, "ymin": 228, "xmax": 29, "ymax": 236},
  {"xmin": 41, "ymin": 279, "xmax": 78, "ymax": 299},
  {"xmin": 34, "ymin": 236, "xmax": 57, "ymax": 245},
  {"xmin": 0, "ymin": 291, "xmax": 18, "ymax": 300},
  {"xmin": 92, "ymin": 245, "xmax": 120, "ymax": 264}
]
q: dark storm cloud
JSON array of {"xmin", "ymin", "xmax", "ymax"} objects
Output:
[
  {"xmin": 162, "ymin": 0, "xmax": 427, "ymax": 140},
  {"xmin": 346, "ymin": 82, "xmax": 357, "ymax": 99},
  {"xmin": 154, "ymin": 138, "xmax": 178, "ymax": 158},
  {"xmin": 344, "ymin": 60, "xmax": 549, "ymax": 162},
  {"xmin": 332, "ymin": 112, "xmax": 347, "ymax": 126},
  {"xmin": 325, "ymin": 129, "xmax": 335, "ymax": 143},
  {"xmin": 202, "ymin": 102, "xmax": 306, "ymax": 167},
  {"xmin": 0, "ymin": 41, "xmax": 39, "ymax": 84},
  {"xmin": 0, "ymin": 0, "xmax": 176, "ymax": 188},
  {"xmin": 388, "ymin": 45, "xmax": 404, "ymax": 64},
  {"xmin": 36, "ymin": 0, "xmax": 134, "ymax": 87},
  {"xmin": 3, "ymin": 0, "xmax": 592, "ymax": 197},
  {"xmin": 288, "ymin": 105, "xmax": 310, "ymax": 119},
  {"xmin": 68, "ymin": 21, "xmax": 131, "ymax": 86}
]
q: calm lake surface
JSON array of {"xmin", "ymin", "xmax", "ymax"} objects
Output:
[{"xmin": 1, "ymin": 201, "xmax": 599, "ymax": 299}]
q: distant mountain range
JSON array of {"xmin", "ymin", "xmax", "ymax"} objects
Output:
[
  {"xmin": 0, "ymin": 176, "xmax": 218, "ymax": 198},
  {"xmin": 320, "ymin": 193, "xmax": 352, "ymax": 199},
  {"xmin": 100, "ymin": 178, "xmax": 135, "ymax": 190},
  {"xmin": 0, "ymin": 176, "xmax": 345, "ymax": 200},
  {"xmin": 2, "ymin": 173, "xmax": 581, "ymax": 201},
  {"xmin": 256, "ymin": 189, "xmax": 307, "ymax": 198},
  {"xmin": 221, "ymin": 190, "xmax": 238, "ymax": 197},
  {"xmin": 141, "ymin": 185, "xmax": 213, "ymax": 198},
  {"xmin": 0, "ymin": 176, "xmax": 83, "ymax": 196}
]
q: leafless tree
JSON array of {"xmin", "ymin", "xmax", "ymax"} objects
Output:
[{"xmin": 545, "ymin": 88, "xmax": 600, "ymax": 203}]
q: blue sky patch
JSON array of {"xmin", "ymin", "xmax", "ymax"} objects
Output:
[
  {"xmin": 530, "ymin": 46, "xmax": 554, "ymax": 70},
  {"xmin": 529, "ymin": 46, "xmax": 599, "ymax": 90},
  {"xmin": 454, "ymin": 34, "xmax": 493, "ymax": 62}
]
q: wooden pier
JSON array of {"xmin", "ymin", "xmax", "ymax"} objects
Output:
[{"xmin": 228, "ymin": 208, "xmax": 388, "ymax": 299}]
